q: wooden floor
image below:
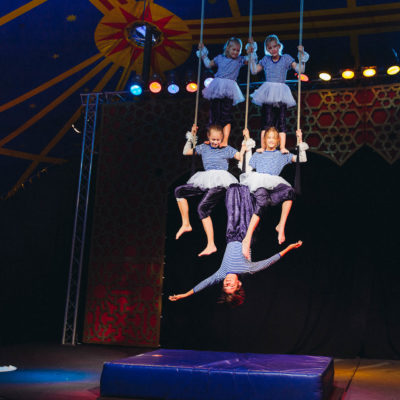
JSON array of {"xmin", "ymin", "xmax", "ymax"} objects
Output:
[{"xmin": 0, "ymin": 343, "xmax": 400, "ymax": 400}]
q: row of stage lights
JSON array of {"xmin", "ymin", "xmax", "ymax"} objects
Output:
[
  {"xmin": 129, "ymin": 72, "xmax": 211, "ymax": 96},
  {"xmin": 129, "ymin": 64, "xmax": 400, "ymax": 96},
  {"xmin": 319, "ymin": 65, "xmax": 400, "ymax": 81}
]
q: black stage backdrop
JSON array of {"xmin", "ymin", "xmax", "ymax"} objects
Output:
[{"xmin": 161, "ymin": 146, "xmax": 400, "ymax": 359}]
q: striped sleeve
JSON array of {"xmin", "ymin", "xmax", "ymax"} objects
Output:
[
  {"xmin": 193, "ymin": 270, "xmax": 223, "ymax": 293},
  {"xmin": 249, "ymin": 253, "xmax": 281, "ymax": 274}
]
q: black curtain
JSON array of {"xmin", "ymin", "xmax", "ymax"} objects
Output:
[{"xmin": 161, "ymin": 146, "xmax": 400, "ymax": 359}]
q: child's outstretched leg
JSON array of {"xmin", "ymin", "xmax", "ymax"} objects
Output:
[
  {"xmin": 242, "ymin": 214, "xmax": 260, "ymax": 260},
  {"xmin": 176, "ymin": 198, "xmax": 192, "ymax": 239},
  {"xmin": 276, "ymin": 200, "xmax": 292, "ymax": 244},
  {"xmin": 198, "ymin": 216, "xmax": 217, "ymax": 257}
]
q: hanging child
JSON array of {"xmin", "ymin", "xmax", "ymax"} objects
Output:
[
  {"xmin": 175, "ymin": 124, "xmax": 247, "ymax": 257},
  {"xmin": 170, "ymin": 183, "xmax": 302, "ymax": 306},
  {"xmin": 240, "ymin": 127, "xmax": 308, "ymax": 259}
]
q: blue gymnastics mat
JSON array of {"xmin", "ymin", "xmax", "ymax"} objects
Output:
[{"xmin": 100, "ymin": 349, "xmax": 334, "ymax": 400}]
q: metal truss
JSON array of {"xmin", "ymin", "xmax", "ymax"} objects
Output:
[{"xmin": 62, "ymin": 93, "xmax": 101, "ymax": 345}]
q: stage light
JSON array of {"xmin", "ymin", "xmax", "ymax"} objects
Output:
[
  {"xmin": 295, "ymin": 73, "xmax": 309, "ymax": 82},
  {"xmin": 362, "ymin": 67, "xmax": 376, "ymax": 78},
  {"xmin": 186, "ymin": 82, "xmax": 198, "ymax": 92},
  {"xmin": 342, "ymin": 69, "xmax": 355, "ymax": 79},
  {"xmin": 185, "ymin": 71, "xmax": 198, "ymax": 93},
  {"xmin": 167, "ymin": 83, "xmax": 180, "ymax": 94},
  {"xmin": 148, "ymin": 74, "xmax": 162, "ymax": 93},
  {"xmin": 165, "ymin": 72, "xmax": 180, "ymax": 94},
  {"xmin": 130, "ymin": 84, "xmax": 143, "ymax": 96},
  {"xmin": 319, "ymin": 72, "xmax": 331, "ymax": 81},
  {"xmin": 204, "ymin": 77, "xmax": 213, "ymax": 87},
  {"xmin": 387, "ymin": 65, "xmax": 400, "ymax": 75},
  {"xmin": 129, "ymin": 75, "xmax": 144, "ymax": 96}
]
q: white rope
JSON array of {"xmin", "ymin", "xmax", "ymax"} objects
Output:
[
  {"xmin": 194, "ymin": 0, "xmax": 205, "ymax": 127},
  {"xmin": 296, "ymin": 0, "xmax": 304, "ymax": 143},
  {"xmin": 244, "ymin": 0, "xmax": 253, "ymax": 130}
]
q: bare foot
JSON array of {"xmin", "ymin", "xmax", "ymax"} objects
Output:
[
  {"xmin": 276, "ymin": 224, "xmax": 286, "ymax": 244},
  {"xmin": 242, "ymin": 237, "xmax": 251, "ymax": 260},
  {"xmin": 176, "ymin": 224, "xmax": 192, "ymax": 240},
  {"xmin": 280, "ymin": 147, "xmax": 289, "ymax": 154},
  {"xmin": 198, "ymin": 244, "xmax": 217, "ymax": 257}
]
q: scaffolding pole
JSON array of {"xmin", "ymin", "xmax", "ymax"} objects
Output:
[{"xmin": 62, "ymin": 93, "xmax": 100, "ymax": 345}]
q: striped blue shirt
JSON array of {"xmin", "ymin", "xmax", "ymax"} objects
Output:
[
  {"xmin": 193, "ymin": 241, "xmax": 281, "ymax": 293},
  {"xmin": 214, "ymin": 55, "xmax": 246, "ymax": 80},
  {"xmin": 259, "ymin": 54, "xmax": 294, "ymax": 83},
  {"xmin": 195, "ymin": 144, "xmax": 238, "ymax": 171},
  {"xmin": 249, "ymin": 150, "xmax": 293, "ymax": 175}
]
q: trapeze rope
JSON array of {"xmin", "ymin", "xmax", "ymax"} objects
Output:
[
  {"xmin": 244, "ymin": 0, "xmax": 253, "ymax": 131},
  {"xmin": 294, "ymin": 0, "xmax": 305, "ymax": 195},
  {"xmin": 296, "ymin": 0, "xmax": 304, "ymax": 137},
  {"xmin": 242, "ymin": 0, "xmax": 253, "ymax": 174},
  {"xmin": 194, "ymin": 0, "xmax": 205, "ymax": 128},
  {"xmin": 190, "ymin": 0, "xmax": 205, "ymax": 176}
]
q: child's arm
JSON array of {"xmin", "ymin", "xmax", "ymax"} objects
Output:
[
  {"xmin": 291, "ymin": 129, "xmax": 309, "ymax": 163},
  {"xmin": 233, "ymin": 128, "xmax": 250, "ymax": 161},
  {"xmin": 249, "ymin": 241, "xmax": 303, "ymax": 273},
  {"xmin": 291, "ymin": 45, "xmax": 310, "ymax": 73},
  {"xmin": 182, "ymin": 125, "xmax": 198, "ymax": 156},
  {"xmin": 197, "ymin": 43, "xmax": 215, "ymax": 68},
  {"xmin": 246, "ymin": 39, "xmax": 263, "ymax": 74},
  {"xmin": 169, "ymin": 289, "xmax": 194, "ymax": 302}
]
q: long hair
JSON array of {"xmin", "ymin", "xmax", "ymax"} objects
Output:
[
  {"xmin": 264, "ymin": 34, "xmax": 284, "ymax": 56},
  {"xmin": 218, "ymin": 287, "xmax": 245, "ymax": 307}
]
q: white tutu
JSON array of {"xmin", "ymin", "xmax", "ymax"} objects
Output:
[
  {"xmin": 203, "ymin": 78, "xmax": 245, "ymax": 105},
  {"xmin": 240, "ymin": 172, "xmax": 291, "ymax": 193},
  {"xmin": 188, "ymin": 170, "xmax": 238, "ymax": 189},
  {"xmin": 251, "ymin": 82, "xmax": 296, "ymax": 108}
]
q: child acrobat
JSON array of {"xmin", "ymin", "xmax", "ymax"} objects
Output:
[
  {"xmin": 170, "ymin": 184, "xmax": 302, "ymax": 306},
  {"xmin": 175, "ymin": 124, "xmax": 246, "ymax": 257},
  {"xmin": 197, "ymin": 37, "xmax": 247, "ymax": 146},
  {"xmin": 247, "ymin": 34, "xmax": 309, "ymax": 153},
  {"xmin": 240, "ymin": 127, "xmax": 308, "ymax": 259}
]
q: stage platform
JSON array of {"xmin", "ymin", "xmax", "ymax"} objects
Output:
[{"xmin": 100, "ymin": 349, "xmax": 334, "ymax": 400}]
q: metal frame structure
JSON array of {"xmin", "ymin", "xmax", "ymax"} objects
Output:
[{"xmin": 62, "ymin": 93, "xmax": 101, "ymax": 345}]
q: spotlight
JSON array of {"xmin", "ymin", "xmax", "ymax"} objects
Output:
[
  {"xmin": 362, "ymin": 67, "xmax": 376, "ymax": 78},
  {"xmin": 319, "ymin": 72, "xmax": 331, "ymax": 81},
  {"xmin": 387, "ymin": 65, "xmax": 400, "ymax": 75},
  {"xmin": 185, "ymin": 71, "xmax": 198, "ymax": 93},
  {"xmin": 149, "ymin": 74, "xmax": 163, "ymax": 93},
  {"xmin": 342, "ymin": 69, "xmax": 355, "ymax": 79},
  {"xmin": 129, "ymin": 75, "xmax": 144, "ymax": 96},
  {"xmin": 295, "ymin": 73, "xmax": 309, "ymax": 82},
  {"xmin": 204, "ymin": 77, "xmax": 214, "ymax": 87},
  {"xmin": 203, "ymin": 69, "xmax": 214, "ymax": 88},
  {"xmin": 166, "ymin": 72, "xmax": 180, "ymax": 94}
]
